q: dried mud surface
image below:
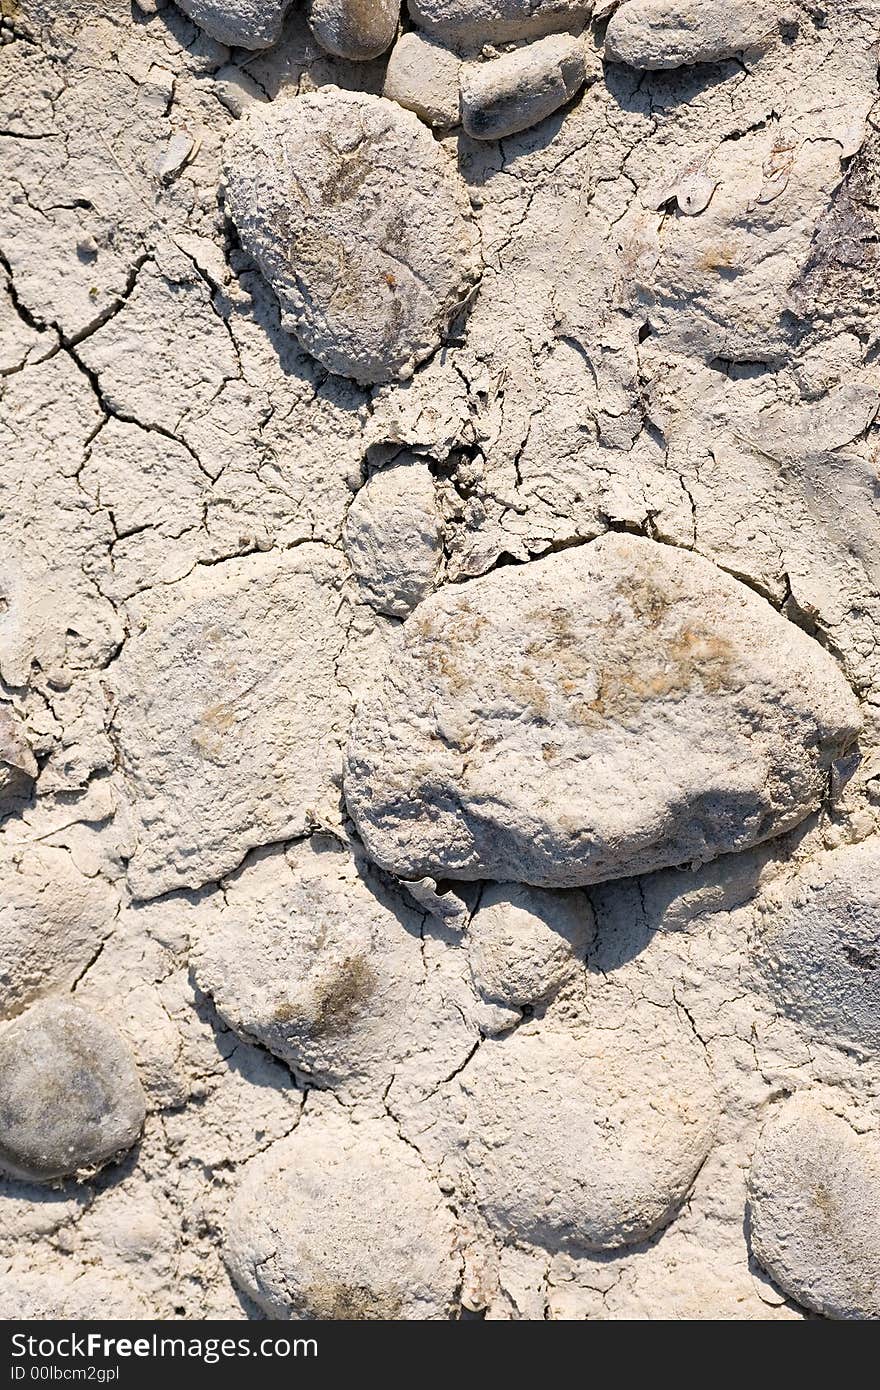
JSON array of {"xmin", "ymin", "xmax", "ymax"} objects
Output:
[{"xmin": 2, "ymin": 0, "xmax": 880, "ymax": 1321}]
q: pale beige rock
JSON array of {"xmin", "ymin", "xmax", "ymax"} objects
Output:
[
  {"xmin": 749, "ymin": 1096, "xmax": 880, "ymax": 1319},
  {"xmin": 409, "ymin": 0, "xmax": 592, "ymax": 47},
  {"xmin": 225, "ymin": 1106, "xmax": 461, "ymax": 1318},
  {"xmin": 0, "ymin": 845, "xmax": 117, "ymax": 1019},
  {"xmin": 605, "ymin": 0, "xmax": 775, "ymax": 70},
  {"xmin": 754, "ymin": 838, "xmax": 880, "ymax": 1056},
  {"xmin": 345, "ymin": 534, "xmax": 861, "ymax": 887},
  {"xmin": 468, "ymin": 882, "xmax": 594, "ymax": 1008},
  {"xmin": 343, "ymin": 459, "xmax": 443, "ymax": 616},
  {"xmin": 212, "ymin": 64, "xmax": 269, "ymax": 118},
  {"xmin": 112, "ymin": 546, "xmax": 353, "ymax": 900},
  {"xmin": 222, "ymin": 90, "xmax": 481, "ymax": 384},
  {"xmin": 176, "ymin": 0, "xmax": 292, "ymax": 49},
  {"xmin": 457, "ymin": 1006, "xmax": 718, "ymax": 1251},
  {"xmin": 383, "ymin": 31, "xmax": 461, "ymax": 128},
  {"xmin": 190, "ymin": 838, "xmax": 425, "ymax": 1094}
]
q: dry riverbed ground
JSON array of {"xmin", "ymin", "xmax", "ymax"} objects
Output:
[{"xmin": 1, "ymin": 0, "xmax": 880, "ymax": 1320}]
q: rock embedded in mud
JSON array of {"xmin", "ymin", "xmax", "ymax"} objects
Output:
[
  {"xmin": 468, "ymin": 883, "xmax": 594, "ymax": 1008},
  {"xmin": 0, "ymin": 999, "xmax": 146, "ymax": 1184},
  {"xmin": 113, "ymin": 546, "xmax": 353, "ymax": 900},
  {"xmin": 460, "ymin": 33, "xmax": 587, "ymax": 140},
  {"xmin": 604, "ymin": 0, "xmax": 775, "ymax": 70},
  {"xmin": 225, "ymin": 1107, "xmax": 460, "ymax": 1318},
  {"xmin": 190, "ymin": 838, "xmax": 424, "ymax": 1094},
  {"xmin": 748, "ymin": 1095, "xmax": 880, "ymax": 1319},
  {"xmin": 457, "ymin": 1007, "xmax": 717, "ymax": 1251},
  {"xmin": 754, "ymin": 838, "xmax": 880, "ymax": 1056},
  {"xmin": 343, "ymin": 459, "xmax": 443, "ymax": 617},
  {"xmin": 0, "ymin": 845, "xmax": 117, "ymax": 1019},
  {"xmin": 383, "ymin": 31, "xmax": 461, "ymax": 128},
  {"xmin": 307, "ymin": 0, "xmax": 401, "ymax": 61},
  {"xmin": 222, "ymin": 89, "xmax": 481, "ymax": 384},
  {"xmin": 409, "ymin": 0, "xmax": 592, "ymax": 48},
  {"xmin": 344, "ymin": 533, "xmax": 861, "ymax": 887},
  {"xmin": 176, "ymin": 0, "xmax": 292, "ymax": 49}
]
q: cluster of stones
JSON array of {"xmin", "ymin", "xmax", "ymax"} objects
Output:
[
  {"xmin": 4, "ymin": 0, "xmax": 879, "ymax": 1326},
  {"xmin": 217, "ymin": 0, "xmax": 793, "ymax": 385}
]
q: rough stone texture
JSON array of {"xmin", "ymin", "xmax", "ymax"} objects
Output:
[
  {"xmin": 0, "ymin": 1267, "xmax": 151, "ymax": 1319},
  {"xmin": 461, "ymin": 34, "xmax": 587, "ymax": 140},
  {"xmin": 222, "ymin": 89, "xmax": 481, "ymax": 383},
  {"xmin": 4, "ymin": 0, "xmax": 880, "ymax": 1323},
  {"xmin": 604, "ymin": 0, "xmax": 775, "ymax": 71},
  {"xmin": 455, "ymin": 1005, "xmax": 717, "ymax": 1252},
  {"xmin": 190, "ymin": 837, "xmax": 426, "ymax": 1094},
  {"xmin": 112, "ymin": 547, "xmax": 357, "ymax": 900},
  {"xmin": 409, "ymin": 0, "xmax": 592, "ymax": 48},
  {"xmin": 753, "ymin": 839, "xmax": 880, "ymax": 1056},
  {"xmin": 345, "ymin": 534, "xmax": 861, "ymax": 886},
  {"xmin": 225, "ymin": 1104, "xmax": 461, "ymax": 1318},
  {"xmin": 748, "ymin": 1095, "xmax": 880, "ymax": 1319},
  {"xmin": 383, "ymin": 30, "xmax": 461, "ymax": 128},
  {"xmin": 467, "ymin": 882, "xmax": 594, "ymax": 1008},
  {"xmin": 0, "ymin": 845, "xmax": 118, "ymax": 1019},
  {"xmin": 308, "ymin": 0, "xmax": 401, "ymax": 62},
  {"xmin": 343, "ymin": 458, "xmax": 443, "ymax": 616},
  {"xmin": 175, "ymin": 0, "xmax": 293, "ymax": 50},
  {"xmin": 0, "ymin": 999, "xmax": 146, "ymax": 1183}
]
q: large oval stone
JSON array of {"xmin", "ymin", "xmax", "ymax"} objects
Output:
[
  {"xmin": 0, "ymin": 999, "xmax": 146, "ymax": 1184},
  {"xmin": 456, "ymin": 1007, "xmax": 717, "ymax": 1252},
  {"xmin": 604, "ymin": 0, "xmax": 775, "ymax": 71},
  {"xmin": 222, "ymin": 89, "xmax": 481, "ymax": 384},
  {"xmin": 225, "ymin": 1107, "xmax": 460, "ymax": 1319},
  {"xmin": 748, "ymin": 1095, "xmax": 880, "ymax": 1319},
  {"xmin": 344, "ymin": 534, "xmax": 861, "ymax": 886}
]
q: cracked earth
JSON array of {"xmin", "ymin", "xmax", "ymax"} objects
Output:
[{"xmin": 2, "ymin": 0, "xmax": 880, "ymax": 1320}]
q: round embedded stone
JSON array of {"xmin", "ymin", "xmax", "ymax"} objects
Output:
[
  {"xmin": 748, "ymin": 1095, "xmax": 880, "ymax": 1319},
  {"xmin": 754, "ymin": 838, "xmax": 880, "ymax": 1056},
  {"xmin": 225, "ymin": 1107, "xmax": 460, "ymax": 1318},
  {"xmin": 176, "ymin": 0, "xmax": 292, "ymax": 49},
  {"xmin": 468, "ymin": 883, "xmax": 594, "ymax": 1008},
  {"xmin": 383, "ymin": 31, "xmax": 461, "ymax": 129},
  {"xmin": 409, "ymin": 0, "xmax": 591, "ymax": 48},
  {"xmin": 222, "ymin": 89, "xmax": 481, "ymax": 384},
  {"xmin": 604, "ymin": 0, "xmax": 774, "ymax": 71},
  {"xmin": 343, "ymin": 459, "xmax": 443, "ymax": 617},
  {"xmin": 307, "ymin": 0, "xmax": 401, "ymax": 61},
  {"xmin": 457, "ymin": 1008, "xmax": 718, "ymax": 1252},
  {"xmin": 190, "ymin": 838, "xmax": 424, "ymax": 1094},
  {"xmin": 0, "ymin": 999, "xmax": 146, "ymax": 1183}
]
